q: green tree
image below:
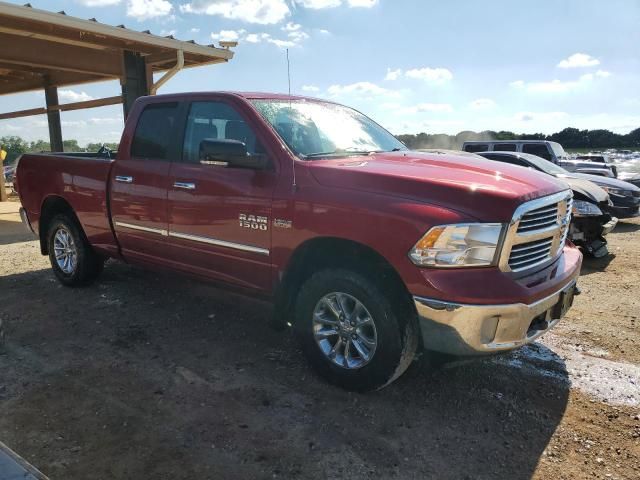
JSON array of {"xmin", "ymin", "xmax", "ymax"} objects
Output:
[
  {"xmin": 28, "ymin": 140, "xmax": 51, "ymax": 152},
  {"xmin": 0, "ymin": 136, "xmax": 28, "ymax": 164}
]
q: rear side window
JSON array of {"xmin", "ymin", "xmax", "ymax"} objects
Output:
[
  {"xmin": 131, "ymin": 103, "xmax": 179, "ymax": 160},
  {"xmin": 522, "ymin": 143, "xmax": 552, "ymax": 161},
  {"xmin": 494, "ymin": 143, "xmax": 517, "ymax": 151},
  {"xmin": 464, "ymin": 143, "xmax": 489, "ymax": 153}
]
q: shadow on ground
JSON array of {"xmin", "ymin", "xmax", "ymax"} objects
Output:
[
  {"xmin": 611, "ymin": 220, "xmax": 640, "ymax": 234},
  {"xmin": 0, "ymin": 217, "xmax": 34, "ymax": 246},
  {"xmin": 579, "ymin": 252, "xmax": 615, "ymax": 276},
  {"xmin": 0, "ymin": 261, "xmax": 569, "ymax": 480}
]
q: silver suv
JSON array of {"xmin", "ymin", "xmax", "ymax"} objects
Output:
[{"xmin": 462, "ymin": 140, "xmax": 616, "ymax": 178}]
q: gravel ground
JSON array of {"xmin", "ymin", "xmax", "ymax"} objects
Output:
[{"xmin": 1, "ymin": 200, "xmax": 639, "ymax": 480}]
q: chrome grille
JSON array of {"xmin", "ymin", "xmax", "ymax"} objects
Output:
[
  {"xmin": 517, "ymin": 204, "xmax": 559, "ymax": 233},
  {"xmin": 500, "ymin": 191, "xmax": 573, "ymax": 273},
  {"xmin": 508, "ymin": 237, "xmax": 554, "ymax": 271}
]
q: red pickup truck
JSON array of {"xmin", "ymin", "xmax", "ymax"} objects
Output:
[{"xmin": 15, "ymin": 92, "xmax": 582, "ymax": 390}]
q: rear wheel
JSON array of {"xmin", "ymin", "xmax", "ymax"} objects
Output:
[
  {"xmin": 47, "ymin": 214, "xmax": 103, "ymax": 287},
  {"xmin": 294, "ymin": 269, "xmax": 418, "ymax": 391}
]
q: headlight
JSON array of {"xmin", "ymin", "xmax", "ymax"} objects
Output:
[
  {"xmin": 572, "ymin": 200, "xmax": 602, "ymax": 217},
  {"xmin": 408, "ymin": 223, "xmax": 503, "ymax": 267},
  {"xmin": 601, "ymin": 186, "xmax": 628, "ymax": 197}
]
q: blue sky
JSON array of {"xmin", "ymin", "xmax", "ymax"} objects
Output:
[{"xmin": 1, "ymin": 0, "xmax": 639, "ymax": 146}]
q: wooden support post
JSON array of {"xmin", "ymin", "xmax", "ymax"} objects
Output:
[
  {"xmin": 44, "ymin": 83, "xmax": 63, "ymax": 152},
  {"xmin": 121, "ymin": 51, "xmax": 149, "ymax": 119}
]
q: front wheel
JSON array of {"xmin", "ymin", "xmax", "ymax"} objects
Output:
[
  {"xmin": 47, "ymin": 214, "xmax": 103, "ymax": 287},
  {"xmin": 294, "ymin": 269, "xmax": 418, "ymax": 391}
]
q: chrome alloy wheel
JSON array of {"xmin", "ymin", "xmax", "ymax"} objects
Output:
[
  {"xmin": 53, "ymin": 227, "xmax": 78, "ymax": 275},
  {"xmin": 312, "ymin": 292, "xmax": 378, "ymax": 369}
]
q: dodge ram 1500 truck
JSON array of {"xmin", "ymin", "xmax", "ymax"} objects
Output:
[{"xmin": 15, "ymin": 92, "xmax": 582, "ymax": 391}]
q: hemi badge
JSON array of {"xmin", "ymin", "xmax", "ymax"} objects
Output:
[{"xmin": 273, "ymin": 219, "xmax": 292, "ymax": 229}]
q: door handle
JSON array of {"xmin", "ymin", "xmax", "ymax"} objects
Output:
[
  {"xmin": 115, "ymin": 175, "xmax": 133, "ymax": 183},
  {"xmin": 174, "ymin": 182, "xmax": 196, "ymax": 190}
]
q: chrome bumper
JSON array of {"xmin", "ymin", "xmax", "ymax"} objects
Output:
[
  {"xmin": 413, "ymin": 281, "xmax": 578, "ymax": 356},
  {"xmin": 602, "ymin": 217, "xmax": 618, "ymax": 236},
  {"xmin": 19, "ymin": 207, "xmax": 35, "ymax": 234}
]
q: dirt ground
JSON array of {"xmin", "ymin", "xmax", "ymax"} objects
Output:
[{"xmin": 1, "ymin": 198, "xmax": 638, "ymax": 480}]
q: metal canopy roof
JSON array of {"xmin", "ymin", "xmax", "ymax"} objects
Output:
[{"xmin": 0, "ymin": 1, "xmax": 235, "ymax": 96}]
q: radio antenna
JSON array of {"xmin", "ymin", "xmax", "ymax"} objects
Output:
[
  {"xmin": 286, "ymin": 48, "xmax": 297, "ymax": 190},
  {"xmin": 286, "ymin": 48, "xmax": 292, "ymax": 103}
]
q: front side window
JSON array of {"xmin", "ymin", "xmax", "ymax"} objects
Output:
[
  {"xmin": 522, "ymin": 143, "xmax": 552, "ymax": 161},
  {"xmin": 131, "ymin": 103, "xmax": 178, "ymax": 159},
  {"xmin": 251, "ymin": 99, "xmax": 406, "ymax": 159},
  {"xmin": 183, "ymin": 101, "xmax": 262, "ymax": 163}
]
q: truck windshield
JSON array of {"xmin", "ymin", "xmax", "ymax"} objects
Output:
[
  {"xmin": 251, "ymin": 99, "xmax": 407, "ymax": 159},
  {"xmin": 549, "ymin": 142, "xmax": 569, "ymax": 160}
]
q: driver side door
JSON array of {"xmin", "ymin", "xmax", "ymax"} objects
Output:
[{"xmin": 165, "ymin": 100, "xmax": 278, "ymax": 292}]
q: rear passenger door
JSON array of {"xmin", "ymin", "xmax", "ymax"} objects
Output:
[
  {"xmin": 165, "ymin": 99, "xmax": 278, "ymax": 292},
  {"xmin": 110, "ymin": 102, "xmax": 183, "ymax": 265}
]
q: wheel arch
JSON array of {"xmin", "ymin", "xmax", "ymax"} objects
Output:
[
  {"xmin": 38, "ymin": 195, "xmax": 80, "ymax": 255},
  {"xmin": 273, "ymin": 236, "xmax": 415, "ymax": 329}
]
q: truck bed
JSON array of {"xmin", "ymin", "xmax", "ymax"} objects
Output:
[{"xmin": 16, "ymin": 152, "xmax": 119, "ymax": 256}]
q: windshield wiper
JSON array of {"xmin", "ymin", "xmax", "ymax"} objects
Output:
[{"xmin": 303, "ymin": 150, "xmax": 375, "ymax": 159}]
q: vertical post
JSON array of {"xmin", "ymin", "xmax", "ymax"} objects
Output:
[
  {"xmin": 121, "ymin": 51, "xmax": 149, "ymax": 119},
  {"xmin": 44, "ymin": 83, "xmax": 63, "ymax": 152}
]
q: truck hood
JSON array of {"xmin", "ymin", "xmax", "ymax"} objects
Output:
[
  {"xmin": 307, "ymin": 151, "xmax": 568, "ymax": 221},
  {"xmin": 554, "ymin": 175, "xmax": 609, "ymax": 203}
]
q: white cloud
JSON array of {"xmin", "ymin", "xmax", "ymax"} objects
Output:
[
  {"xmin": 58, "ymin": 90, "xmax": 94, "ymax": 102},
  {"xmin": 327, "ymin": 81, "xmax": 398, "ymax": 98},
  {"xmin": 190, "ymin": 27, "xmax": 200, "ymax": 33},
  {"xmin": 127, "ymin": 0, "xmax": 173, "ymax": 20},
  {"xmin": 89, "ymin": 117, "xmax": 124, "ymax": 125},
  {"xmin": 227, "ymin": 25, "xmax": 309, "ymax": 48},
  {"xmin": 404, "ymin": 103, "xmax": 454, "ymax": 113},
  {"xmin": 282, "ymin": 22, "xmax": 302, "ymax": 32},
  {"xmin": 347, "ymin": 0, "xmax": 377, "ymax": 5},
  {"xmin": 509, "ymin": 72, "xmax": 609, "ymax": 94},
  {"xmin": 301, "ymin": 85, "xmax": 320, "ymax": 92},
  {"xmin": 295, "ymin": 0, "xmax": 377, "ymax": 7},
  {"xmin": 180, "ymin": 0, "xmax": 290, "ymax": 24},
  {"xmin": 514, "ymin": 111, "xmax": 569, "ymax": 122},
  {"xmin": 295, "ymin": 0, "xmax": 341, "ymax": 8},
  {"xmin": 211, "ymin": 29, "xmax": 246, "ymax": 41},
  {"xmin": 557, "ymin": 53, "xmax": 600, "ymax": 68},
  {"xmin": 77, "ymin": 0, "xmax": 121, "ymax": 6},
  {"xmin": 318, "ymin": 29, "xmax": 330, "ymax": 34},
  {"xmin": 470, "ymin": 98, "xmax": 496, "ymax": 109},
  {"xmin": 404, "ymin": 67, "xmax": 453, "ymax": 84},
  {"xmin": 385, "ymin": 68, "xmax": 402, "ymax": 81},
  {"xmin": 61, "ymin": 120, "xmax": 87, "ymax": 128}
]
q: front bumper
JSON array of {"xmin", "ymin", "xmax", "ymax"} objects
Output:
[
  {"xmin": 601, "ymin": 216, "xmax": 618, "ymax": 235},
  {"xmin": 413, "ymin": 271, "xmax": 580, "ymax": 356},
  {"xmin": 608, "ymin": 203, "xmax": 639, "ymax": 219}
]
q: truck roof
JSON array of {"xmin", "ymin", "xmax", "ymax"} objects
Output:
[{"xmin": 138, "ymin": 91, "xmax": 326, "ymax": 102}]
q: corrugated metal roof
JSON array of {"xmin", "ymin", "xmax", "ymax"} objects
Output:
[{"xmin": 0, "ymin": 1, "xmax": 236, "ymax": 95}]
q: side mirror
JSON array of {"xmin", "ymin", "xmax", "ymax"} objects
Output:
[{"xmin": 199, "ymin": 139, "xmax": 267, "ymax": 169}]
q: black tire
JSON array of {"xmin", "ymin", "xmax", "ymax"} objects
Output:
[
  {"xmin": 47, "ymin": 213, "xmax": 104, "ymax": 287},
  {"xmin": 294, "ymin": 269, "xmax": 418, "ymax": 391}
]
